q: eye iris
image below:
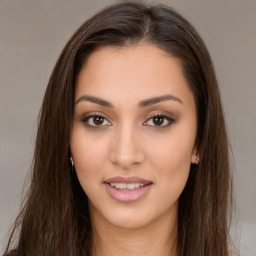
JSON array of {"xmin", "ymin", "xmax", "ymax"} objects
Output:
[
  {"xmin": 153, "ymin": 116, "xmax": 164, "ymax": 126},
  {"xmin": 94, "ymin": 116, "xmax": 104, "ymax": 125}
]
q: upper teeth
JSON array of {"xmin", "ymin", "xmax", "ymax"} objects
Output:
[{"xmin": 110, "ymin": 183, "xmax": 145, "ymax": 190}]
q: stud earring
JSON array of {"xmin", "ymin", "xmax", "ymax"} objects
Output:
[
  {"xmin": 70, "ymin": 156, "xmax": 74, "ymax": 170},
  {"xmin": 194, "ymin": 155, "xmax": 199, "ymax": 164}
]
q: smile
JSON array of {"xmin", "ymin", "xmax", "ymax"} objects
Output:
[
  {"xmin": 109, "ymin": 183, "xmax": 145, "ymax": 190},
  {"xmin": 104, "ymin": 176, "xmax": 153, "ymax": 203}
]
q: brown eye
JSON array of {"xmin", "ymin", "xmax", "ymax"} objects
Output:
[
  {"xmin": 93, "ymin": 116, "xmax": 104, "ymax": 125},
  {"xmin": 152, "ymin": 116, "xmax": 164, "ymax": 126},
  {"xmin": 82, "ymin": 114, "xmax": 111, "ymax": 128},
  {"xmin": 144, "ymin": 114, "xmax": 175, "ymax": 128}
]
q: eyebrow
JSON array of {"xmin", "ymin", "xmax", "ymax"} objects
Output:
[{"xmin": 75, "ymin": 94, "xmax": 183, "ymax": 108}]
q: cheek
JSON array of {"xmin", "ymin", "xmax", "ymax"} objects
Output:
[
  {"xmin": 145, "ymin": 129, "xmax": 195, "ymax": 195},
  {"xmin": 147, "ymin": 131, "xmax": 194, "ymax": 170},
  {"xmin": 70, "ymin": 127, "xmax": 107, "ymax": 183}
]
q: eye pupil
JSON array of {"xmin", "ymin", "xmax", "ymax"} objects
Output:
[
  {"xmin": 153, "ymin": 116, "xmax": 164, "ymax": 126},
  {"xmin": 94, "ymin": 116, "xmax": 104, "ymax": 125}
]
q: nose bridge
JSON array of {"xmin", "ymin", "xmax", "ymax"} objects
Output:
[{"xmin": 110, "ymin": 120, "xmax": 144, "ymax": 169}]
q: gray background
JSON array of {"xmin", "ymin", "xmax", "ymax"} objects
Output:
[{"xmin": 0, "ymin": 0, "xmax": 255, "ymax": 255}]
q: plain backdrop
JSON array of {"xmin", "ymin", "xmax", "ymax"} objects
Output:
[{"xmin": 0, "ymin": 0, "xmax": 255, "ymax": 255}]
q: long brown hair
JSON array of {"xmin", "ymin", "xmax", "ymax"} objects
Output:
[{"xmin": 4, "ymin": 1, "xmax": 236, "ymax": 255}]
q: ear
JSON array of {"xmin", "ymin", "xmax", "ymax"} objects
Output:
[{"xmin": 191, "ymin": 146, "xmax": 200, "ymax": 164}]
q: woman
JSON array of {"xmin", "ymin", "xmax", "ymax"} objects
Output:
[{"xmin": 4, "ymin": 1, "xmax": 237, "ymax": 255}]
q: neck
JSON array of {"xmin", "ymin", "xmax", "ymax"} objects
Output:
[{"xmin": 90, "ymin": 210, "xmax": 178, "ymax": 256}]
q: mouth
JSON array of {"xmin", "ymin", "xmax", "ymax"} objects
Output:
[
  {"xmin": 108, "ymin": 182, "xmax": 147, "ymax": 190},
  {"xmin": 104, "ymin": 176, "xmax": 153, "ymax": 203}
]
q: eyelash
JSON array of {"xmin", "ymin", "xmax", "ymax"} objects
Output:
[{"xmin": 81, "ymin": 112, "xmax": 175, "ymax": 129}]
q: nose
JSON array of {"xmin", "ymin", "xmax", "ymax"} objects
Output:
[{"xmin": 109, "ymin": 123, "xmax": 145, "ymax": 170}]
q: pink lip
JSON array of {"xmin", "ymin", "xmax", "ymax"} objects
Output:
[
  {"xmin": 104, "ymin": 176, "xmax": 152, "ymax": 185},
  {"xmin": 104, "ymin": 176, "xmax": 153, "ymax": 203}
]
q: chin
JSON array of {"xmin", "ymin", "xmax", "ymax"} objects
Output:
[
  {"xmin": 92, "ymin": 202, "xmax": 154, "ymax": 230},
  {"xmin": 106, "ymin": 213, "xmax": 152, "ymax": 230}
]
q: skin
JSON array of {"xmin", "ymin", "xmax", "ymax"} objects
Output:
[{"xmin": 70, "ymin": 43, "xmax": 198, "ymax": 256}]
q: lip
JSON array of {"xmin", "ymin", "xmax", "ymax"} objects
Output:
[
  {"xmin": 104, "ymin": 176, "xmax": 153, "ymax": 203},
  {"xmin": 104, "ymin": 176, "xmax": 152, "ymax": 185}
]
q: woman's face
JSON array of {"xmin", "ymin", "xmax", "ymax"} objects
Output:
[{"xmin": 71, "ymin": 44, "xmax": 198, "ymax": 229}]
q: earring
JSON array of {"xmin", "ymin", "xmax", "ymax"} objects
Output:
[
  {"xmin": 70, "ymin": 156, "xmax": 74, "ymax": 170},
  {"xmin": 194, "ymin": 155, "xmax": 199, "ymax": 164}
]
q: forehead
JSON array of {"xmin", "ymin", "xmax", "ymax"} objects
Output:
[{"xmin": 75, "ymin": 44, "xmax": 194, "ymax": 107}]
